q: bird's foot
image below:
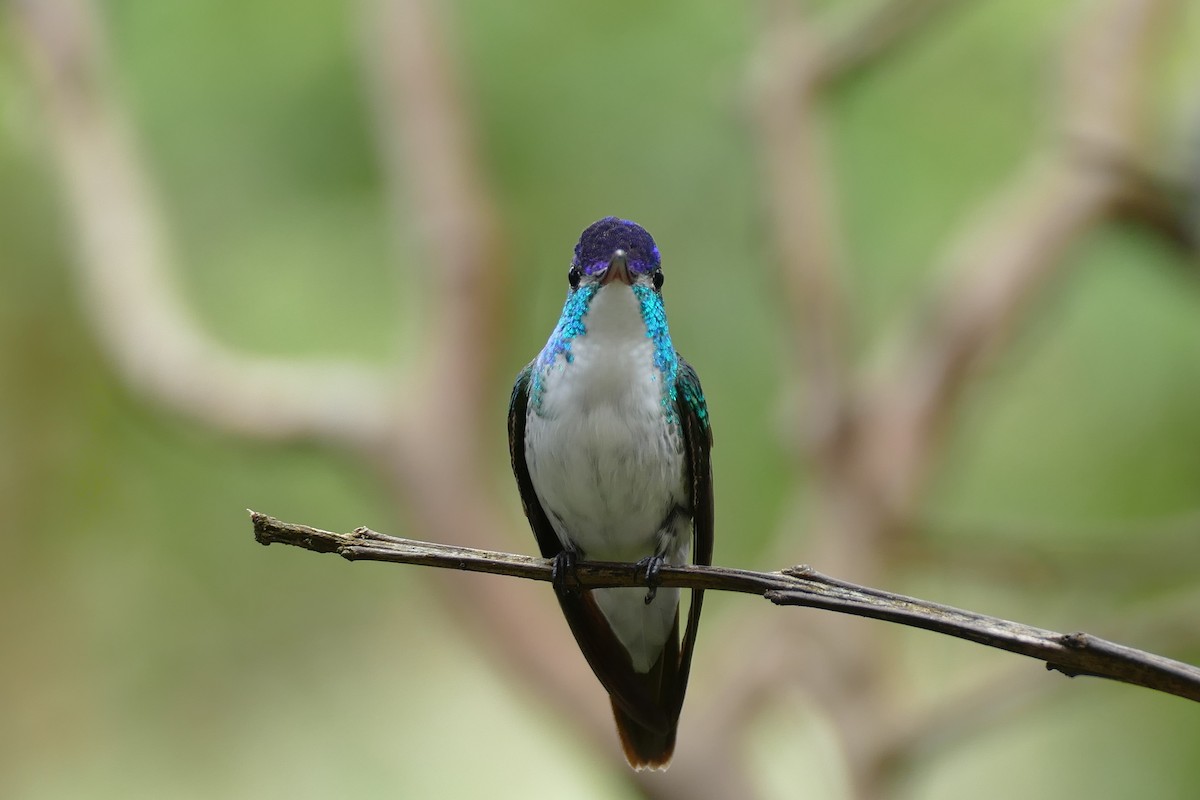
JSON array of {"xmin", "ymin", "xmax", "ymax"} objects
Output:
[
  {"xmin": 551, "ymin": 551, "xmax": 579, "ymax": 595},
  {"xmin": 636, "ymin": 555, "xmax": 665, "ymax": 604}
]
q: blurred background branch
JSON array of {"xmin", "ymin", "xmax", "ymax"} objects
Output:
[{"xmin": 10, "ymin": 0, "xmax": 396, "ymax": 450}]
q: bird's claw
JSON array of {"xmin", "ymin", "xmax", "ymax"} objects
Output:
[
  {"xmin": 551, "ymin": 551, "xmax": 579, "ymax": 595},
  {"xmin": 636, "ymin": 555, "xmax": 665, "ymax": 604}
]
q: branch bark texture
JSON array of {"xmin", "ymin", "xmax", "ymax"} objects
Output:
[{"xmin": 252, "ymin": 512, "xmax": 1200, "ymax": 705}]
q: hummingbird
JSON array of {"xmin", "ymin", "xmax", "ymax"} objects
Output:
[{"xmin": 508, "ymin": 217, "xmax": 713, "ymax": 769}]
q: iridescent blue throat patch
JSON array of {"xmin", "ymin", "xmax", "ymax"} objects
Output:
[
  {"xmin": 530, "ymin": 284, "xmax": 598, "ymax": 410},
  {"xmin": 633, "ymin": 284, "xmax": 679, "ymax": 422},
  {"xmin": 530, "ymin": 283, "xmax": 678, "ymax": 421}
]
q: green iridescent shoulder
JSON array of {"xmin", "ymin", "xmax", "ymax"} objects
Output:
[
  {"xmin": 675, "ymin": 357, "xmax": 710, "ymax": 432},
  {"xmin": 509, "ymin": 362, "xmax": 534, "ymax": 413}
]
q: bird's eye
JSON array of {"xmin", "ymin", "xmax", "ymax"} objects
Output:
[
  {"xmin": 652, "ymin": 270, "xmax": 664, "ymax": 291},
  {"xmin": 568, "ymin": 267, "xmax": 581, "ymax": 289}
]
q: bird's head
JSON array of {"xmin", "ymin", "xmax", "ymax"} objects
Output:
[{"xmin": 568, "ymin": 217, "xmax": 663, "ymax": 294}]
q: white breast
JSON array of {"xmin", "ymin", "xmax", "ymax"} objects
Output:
[
  {"xmin": 525, "ymin": 283, "xmax": 690, "ymax": 672},
  {"xmin": 525, "ymin": 283, "xmax": 686, "ymax": 560}
]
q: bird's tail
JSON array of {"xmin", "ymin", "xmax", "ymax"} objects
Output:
[
  {"xmin": 553, "ymin": 589, "xmax": 693, "ymax": 770},
  {"xmin": 612, "ymin": 698, "xmax": 677, "ymax": 770},
  {"xmin": 610, "ymin": 617, "xmax": 683, "ymax": 771}
]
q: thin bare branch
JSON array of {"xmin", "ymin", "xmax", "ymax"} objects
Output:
[
  {"xmin": 871, "ymin": 584, "xmax": 1200, "ymax": 782},
  {"xmin": 11, "ymin": 0, "xmax": 395, "ymax": 450},
  {"xmin": 251, "ymin": 512, "xmax": 1200, "ymax": 705}
]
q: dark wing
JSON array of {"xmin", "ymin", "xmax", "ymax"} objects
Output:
[
  {"xmin": 508, "ymin": 364, "xmax": 562, "ymax": 559},
  {"xmin": 610, "ymin": 356, "xmax": 714, "ymax": 768},
  {"xmin": 671, "ymin": 355, "xmax": 713, "ymax": 710}
]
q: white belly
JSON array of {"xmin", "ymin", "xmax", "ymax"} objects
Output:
[{"xmin": 525, "ymin": 283, "xmax": 691, "ymax": 671}]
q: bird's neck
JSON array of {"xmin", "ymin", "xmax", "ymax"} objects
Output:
[{"xmin": 531, "ymin": 283, "xmax": 677, "ymax": 418}]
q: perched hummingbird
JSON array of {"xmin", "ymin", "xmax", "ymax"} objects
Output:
[{"xmin": 508, "ymin": 217, "xmax": 713, "ymax": 769}]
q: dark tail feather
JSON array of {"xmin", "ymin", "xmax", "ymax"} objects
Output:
[
  {"xmin": 553, "ymin": 590, "xmax": 692, "ymax": 769},
  {"xmin": 612, "ymin": 699, "xmax": 677, "ymax": 770},
  {"xmin": 611, "ymin": 616, "xmax": 683, "ymax": 771}
]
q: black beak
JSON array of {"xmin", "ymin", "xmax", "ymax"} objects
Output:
[{"xmin": 601, "ymin": 250, "xmax": 632, "ymax": 286}]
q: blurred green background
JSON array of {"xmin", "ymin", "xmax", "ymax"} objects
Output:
[{"xmin": 3, "ymin": 0, "xmax": 1200, "ymax": 798}]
